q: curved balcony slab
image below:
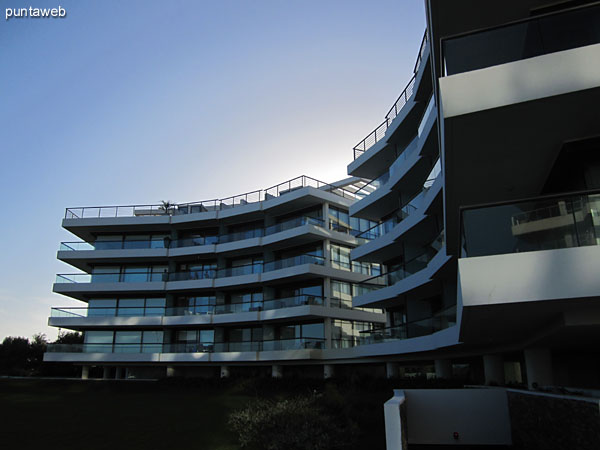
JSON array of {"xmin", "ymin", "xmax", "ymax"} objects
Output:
[
  {"xmin": 350, "ymin": 117, "xmax": 438, "ymax": 221},
  {"xmin": 413, "ymin": 43, "xmax": 432, "ymax": 102},
  {"xmin": 348, "ymin": 100, "xmax": 425, "ymax": 180},
  {"xmin": 53, "ymin": 281, "xmax": 165, "ymax": 301},
  {"xmin": 327, "ymin": 325, "xmax": 459, "ymax": 359},
  {"xmin": 58, "ymin": 248, "xmax": 169, "ymax": 272},
  {"xmin": 44, "ymin": 352, "xmax": 160, "ymax": 363},
  {"xmin": 48, "ymin": 315, "xmax": 163, "ymax": 329},
  {"xmin": 353, "ymin": 247, "xmax": 451, "ymax": 309},
  {"xmin": 352, "ymin": 178, "xmax": 443, "ymax": 262}
]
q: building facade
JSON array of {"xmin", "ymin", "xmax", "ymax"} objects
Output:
[{"xmin": 46, "ymin": 0, "xmax": 600, "ymax": 388}]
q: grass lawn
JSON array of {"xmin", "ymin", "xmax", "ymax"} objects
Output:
[{"xmin": 0, "ymin": 378, "xmax": 252, "ymax": 450}]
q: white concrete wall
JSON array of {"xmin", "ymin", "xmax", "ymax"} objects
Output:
[
  {"xmin": 440, "ymin": 43, "xmax": 600, "ymax": 118},
  {"xmin": 404, "ymin": 389, "xmax": 511, "ymax": 445},
  {"xmin": 458, "ymin": 246, "xmax": 600, "ymax": 307}
]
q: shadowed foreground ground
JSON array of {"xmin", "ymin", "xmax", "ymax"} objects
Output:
[{"xmin": 0, "ymin": 378, "xmax": 249, "ymax": 450}]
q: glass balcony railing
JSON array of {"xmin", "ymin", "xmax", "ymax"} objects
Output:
[
  {"xmin": 60, "ymin": 216, "xmax": 328, "ymax": 252},
  {"xmin": 50, "ymin": 296, "xmax": 330, "ymax": 319},
  {"xmin": 442, "ymin": 3, "xmax": 600, "ymax": 76},
  {"xmin": 47, "ymin": 338, "xmax": 326, "ymax": 354},
  {"xmin": 461, "ymin": 190, "xmax": 600, "ymax": 258},
  {"xmin": 358, "ymin": 305, "xmax": 456, "ymax": 345},
  {"xmin": 60, "ymin": 239, "xmax": 167, "ymax": 251},
  {"xmin": 55, "ymin": 255, "xmax": 326, "ymax": 285},
  {"xmin": 355, "ymin": 230, "xmax": 444, "ymax": 295},
  {"xmin": 65, "ymin": 176, "xmax": 360, "ymax": 219},
  {"xmin": 263, "ymin": 254, "xmax": 325, "ymax": 271},
  {"xmin": 55, "ymin": 272, "xmax": 166, "ymax": 284}
]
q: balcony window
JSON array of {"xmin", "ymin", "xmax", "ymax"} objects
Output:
[
  {"xmin": 84, "ymin": 330, "xmax": 113, "ymax": 353},
  {"xmin": 442, "ymin": 3, "xmax": 600, "ymax": 76},
  {"xmin": 117, "ymin": 298, "xmax": 145, "ymax": 316},
  {"xmin": 461, "ymin": 191, "xmax": 600, "ymax": 258},
  {"xmin": 88, "ymin": 299, "xmax": 116, "ymax": 317},
  {"xmin": 142, "ymin": 331, "xmax": 163, "ymax": 353},
  {"xmin": 114, "ymin": 331, "xmax": 142, "ymax": 353}
]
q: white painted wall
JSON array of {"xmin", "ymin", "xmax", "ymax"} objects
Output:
[
  {"xmin": 458, "ymin": 246, "xmax": 600, "ymax": 306},
  {"xmin": 440, "ymin": 43, "xmax": 600, "ymax": 118}
]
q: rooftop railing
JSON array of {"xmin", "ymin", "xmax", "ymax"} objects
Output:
[
  {"xmin": 413, "ymin": 30, "xmax": 429, "ymax": 74},
  {"xmin": 353, "ymin": 75, "xmax": 416, "ymax": 160},
  {"xmin": 65, "ymin": 176, "xmax": 358, "ymax": 219}
]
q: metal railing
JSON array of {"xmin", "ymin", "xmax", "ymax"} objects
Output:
[
  {"xmin": 55, "ymin": 254, "xmax": 326, "ymax": 285},
  {"xmin": 60, "ymin": 216, "xmax": 327, "ymax": 252},
  {"xmin": 50, "ymin": 296, "xmax": 329, "ymax": 319},
  {"xmin": 46, "ymin": 337, "xmax": 326, "ymax": 354},
  {"xmin": 353, "ymin": 75, "xmax": 416, "ymax": 160},
  {"xmin": 65, "ymin": 176, "xmax": 359, "ymax": 219},
  {"xmin": 352, "ymin": 28, "xmax": 430, "ymax": 161},
  {"xmin": 354, "ymin": 229, "xmax": 445, "ymax": 295},
  {"xmin": 358, "ymin": 305, "xmax": 456, "ymax": 345},
  {"xmin": 413, "ymin": 29, "xmax": 429, "ymax": 74}
]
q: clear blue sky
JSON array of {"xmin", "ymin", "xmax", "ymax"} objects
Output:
[{"xmin": 0, "ymin": 0, "xmax": 426, "ymax": 340}]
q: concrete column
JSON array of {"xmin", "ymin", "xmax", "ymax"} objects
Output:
[
  {"xmin": 386, "ymin": 362, "xmax": 400, "ymax": 378},
  {"xmin": 435, "ymin": 359, "xmax": 453, "ymax": 379},
  {"xmin": 483, "ymin": 354, "xmax": 505, "ymax": 385},
  {"xmin": 165, "ymin": 366, "xmax": 175, "ymax": 378},
  {"xmin": 322, "ymin": 202, "xmax": 330, "ymax": 229},
  {"xmin": 324, "ymin": 318, "xmax": 332, "ymax": 349},
  {"xmin": 323, "ymin": 277, "xmax": 331, "ymax": 307},
  {"xmin": 324, "ymin": 364, "xmax": 335, "ymax": 379},
  {"xmin": 81, "ymin": 365, "xmax": 90, "ymax": 380},
  {"xmin": 220, "ymin": 365, "xmax": 230, "ymax": 378},
  {"xmin": 102, "ymin": 367, "xmax": 110, "ymax": 379},
  {"xmin": 115, "ymin": 367, "xmax": 124, "ymax": 379},
  {"xmin": 524, "ymin": 348, "xmax": 554, "ymax": 389},
  {"xmin": 272, "ymin": 365, "xmax": 283, "ymax": 378},
  {"xmin": 323, "ymin": 239, "xmax": 331, "ymax": 266}
]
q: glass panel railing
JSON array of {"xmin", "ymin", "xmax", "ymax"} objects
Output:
[
  {"xmin": 461, "ymin": 190, "xmax": 600, "ymax": 258},
  {"xmin": 218, "ymin": 229, "xmax": 264, "ymax": 244},
  {"xmin": 358, "ymin": 305, "xmax": 456, "ymax": 345},
  {"xmin": 214, "ymin": 302, "xmax": 263, "ymax": 314},
  {"xmin": 56, "ymin": 255, "xmax": 326, "ymax": 285},
  {"xmin": 442, "ymin": 3, "xmax": 600, "ymax": 76},
  {"xmin": 47, "ymin": 338, "xmax": 326, "ymax": 354},
  {"xmin": 60, "ymin": 239, "xmax": 166, "ymax": 251},
  {"xmin": 263, "ymin": 254, "xmax": 325, "ymax": 272},
  {"xmin": 167, "ymin": 270, "xmax": 217, "ymax": 282},
  {"xmin": 50, "ymin": 296, "xmax": 333, "ymax": 320},
  {"xmin": 265, "ymin": 216, "xmax": 325, "ymax": 235},
  {"xmin": 263, "ymin": 295, "xmax": 324, "ymax": 310},
  {"xmin": 356, "ymin": 230, "xmax": 444, "ymax": 294},
  {"xmin": 216, "ymin": 263, "xmax": 263, "ymax": 278}
]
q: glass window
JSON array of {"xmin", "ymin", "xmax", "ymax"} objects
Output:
[
  {"xmin": 117, "ymin": 298, "xmax": 145, "ymax": 316},
  {"xmin": 91, "ymin": 266, "xmax": 120, "ymax": 283},
  {"xmin": 150, "ymin": 266, "xmax": 168, "ymax": 282},
  {"xmin": 122, "ymin": 267, "xmax": 149, "ymax": 282},
  {"xmin": 331, "ymin": 244, "xmax": 351, "ymax": 270},
  {"xmin": 88, "ymin": 299, "xmax": 116, "ymax": 316},
  {"xmin": 302, "ymin": 323, "xmax": 324, "ymax": 339},
  {"xmin": 123, "ymin": 235, "xmax": 150, "ymax": 249},
  {"xmin": 115, "ymin": 331, "xmax": 142, "ymax": 353},
  {"xmin": 84, "ymin": 330, "xmax": 113, "ymax": 353},
  {"xmin": 142, "ymin": 331, "xmax": 163, "ymax": 353},
  {"xmin": 94, "ymin": 236, "xmax": 123, "ymax": 250},
  {"xmin": 145, "ymin": 298, "xmax": 166, "ymax": 316}
]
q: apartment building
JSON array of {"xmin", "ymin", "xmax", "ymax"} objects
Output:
[{"xmin": 46, "ymin": 0, "xmax": 600, "ymax": 388}]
